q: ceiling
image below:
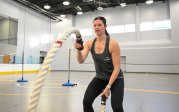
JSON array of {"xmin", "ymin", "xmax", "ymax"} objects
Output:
[{"xmin": 14, "ymin": 0, "xmax": 167, "ymax": 21}]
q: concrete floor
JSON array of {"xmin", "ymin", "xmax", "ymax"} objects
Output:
[{"xmin": 0, "ymin": 71, "xmax": 179, "ymax": 112}]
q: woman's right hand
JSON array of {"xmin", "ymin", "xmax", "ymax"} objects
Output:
[
  {"xmin": 101, "ymin": 87, "xmax": 110, "ymax": 98},
  {"xmin": 74, "ymin": 41, "xmax": 83, "ymax": 50}
]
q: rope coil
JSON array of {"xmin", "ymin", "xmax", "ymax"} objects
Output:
[{"xmin": 27, "ymin": 27, "xmax": 81, "ymax": 112}]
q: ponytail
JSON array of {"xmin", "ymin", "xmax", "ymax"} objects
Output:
[{"xmin": 105, "ymin": 29, "xmax": 110, "ymax": 37}]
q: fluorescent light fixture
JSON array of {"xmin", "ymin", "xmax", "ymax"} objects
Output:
[
  {"xmin": 63, "ymin": 1, "xmax": 70, "ymax": 5},
  {"xmin": 83, "ymin": 0, "xmax": 93, "ymax": 2},
  {"xmin": 120, "ymin": 3, "xmax": 126, "ymax": 7},
  {"xmin": 55, "ymin": 18, "xmax": 60, "ymax": 21},
  {"xmin": 76, "ymin": 6, "xmax": 82, "ymax": 10},
  {"xmin": 60, "ymin": 14, "xmax": 66, "ymax": 18},
  {"xmin": 44, "ymin": 4, "xmax": 51, "ymax": 9},
  {"xmin": 77, "ymin": 11, "xmax": 83, "ymax": 15},
  {"xmin": 97, "ymin": 6, "xmax": 103, "ymax": 10},
  {"xmin": 146, "ymin": 0, "xmax": 153, "ymax": 4}
]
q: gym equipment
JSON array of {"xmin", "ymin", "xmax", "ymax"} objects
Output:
[
  {"xmin": 27, "ymin": 27, "xmax": 81, "ymax": 112},
  {"xmin": 17, "ymin": 52, "xmax": 28, "ymax": 83},
  {"xmin": 62, "ymin": 48, "xmax": 77, "ymax": 86},
  {"xmin": 100, "ymin": 95, "xmax": 107, "ymax": 112},
  {"xmin": 17, "ymin": 7, "xmax": 28, "ymax": 83},
  {"xmin": 62, "ymin": 33, "xmax": 83, "ymax": 86}
]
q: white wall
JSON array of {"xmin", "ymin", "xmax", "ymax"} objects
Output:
[
  {"xmin": 170, "ymin": 0, "xmax": 179, "ymax": 44},
  {"xmin": 0, "ymin": 0, "xmax": 49, "ymax": 63},
  {"xmin": 0, "ymin": 0, "xmax": 72, "ymax": 70},
  {"xmin": 72, "ymin": 1, "xmax": 179, "ymax": 73},
  {"xmin": 0, "ymin": 0, "xmax": 69, "ymax": 64},
  {"xmin": 0, "ymin": 0, "xmax": 178, "ymax": 73}
]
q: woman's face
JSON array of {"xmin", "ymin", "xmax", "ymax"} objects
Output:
[{"xmin": 93, "ymin": 19, "xmax": 106, "ymax": 36}]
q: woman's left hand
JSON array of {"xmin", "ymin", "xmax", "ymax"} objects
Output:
[{"xmin": 101, "ymin": 87, "xmax": 110, "ymax": 98}]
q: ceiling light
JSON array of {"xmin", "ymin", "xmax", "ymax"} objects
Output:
[
  {"xmin": 120, "ymin": 3, "xmax": 126, "ymax": 7},
  {"xmin": 77, "ymin": 11, "xmax": 83, "ymax": 15},
  {"xmin": 44, "ymin": 4, "xmax": 51, "ymax": 9},
  {"xmin": 76, "ymin": 6, "xmax": 82, "ymax": 10},
  {"xmin": 60, "ymin": 14, "xmax": 66, "ymax": 18},
  {"xmin": 56, "ymin": 18, "xmax": 60, "ymax": 21},
  {"xmin": 97, "ymin": 6, "xmax": 103, "ymax": 10},
  {"xmin": 63, "ymin": 1, "xmax": 70, "ymax": 5},
  {"xmin": 146, "ymin": 0, "xmax": 153, "ymax": 4},
  {"xmin": 83, "ymin": 0, "xmax": 93, "ymax": 2}
]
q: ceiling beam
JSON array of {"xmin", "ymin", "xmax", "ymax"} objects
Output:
[{"xmin": 13, "ymin": 0, "xmax": 62, "ymax": 21}]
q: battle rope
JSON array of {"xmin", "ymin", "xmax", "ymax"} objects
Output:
[
  {"xmin": 100, "ymin": 95, "xmax": 107, "ymax": 112},
  {"xmin": 27, "ymin": 27, "xmax": 81, "ymax": 112}
]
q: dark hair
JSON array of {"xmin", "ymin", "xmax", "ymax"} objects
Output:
[{"xmin": 93, "ymin": 16, "xmax": 110, "ymax": 37}]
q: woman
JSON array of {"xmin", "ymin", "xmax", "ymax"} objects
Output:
[{"xmin": 74, "ymin": 16, "xmax": 124, "ymax": 112}]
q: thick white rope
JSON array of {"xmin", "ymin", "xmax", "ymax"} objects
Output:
[
  {"xmin": 27, "ymin": 27, "xmax": 81, "ymax": 112},
  {"xmin": 100, "ymin": 105, "xmax": 106, "ymax": 112}
]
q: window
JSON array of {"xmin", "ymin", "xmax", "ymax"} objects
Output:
[
  {"xmin": 79, "ymin": 29, "xmax": 92, "ymax": 36},
  {"xmin": 154, "ymin": 20, "xmax": 171, "ymax": 30},
  {"xmin": 107, "ymin": 25, "xmax": 124, "ymax": 34},
  {"xmin": 0, "ymin": 17, "xmax": 18, "ymax": 45},
  {"xmin": 125, "ymin": 24, "xmax": 135, "ymax": 32},
  {"xmin": 140, "ymin": 22, "xmax": 153, "ymax": 31},
  {"xmin": 140, "ymin": 20, "xmax": 171, "ymax": 31}
]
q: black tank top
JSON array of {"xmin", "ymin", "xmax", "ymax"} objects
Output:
[{"xmin": 91, "ymin": 36, "xmax": 123, "ymax": 80}]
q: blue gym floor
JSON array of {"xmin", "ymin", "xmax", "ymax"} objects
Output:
[{"xmin": 0, "ymin": 71, "xmax": 179, "ymax": 112}]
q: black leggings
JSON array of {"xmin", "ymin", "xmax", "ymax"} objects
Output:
[{"xmin": 83, "ymin": 77, "xmax": 124, "ymax": 112}]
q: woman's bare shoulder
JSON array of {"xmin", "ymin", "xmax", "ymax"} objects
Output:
[
  {"xmin": 85, "ymin": 38, "xmax": 94, "ymax": 45},
  {"xmin": 84, "ymin": 38, "xmax": 95, "ymax": 49},
  {"xmin": 109, "ymin": 37, "xmax": 119, "ymax": 45}
]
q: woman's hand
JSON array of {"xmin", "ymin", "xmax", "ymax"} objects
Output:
[
  {"xmin": 74, "ymin": 41, "xmax": 83, "ymax": 50},
  {"xmin": 101, "ymin": 86, "xmax": 110, "ymax": 98}
]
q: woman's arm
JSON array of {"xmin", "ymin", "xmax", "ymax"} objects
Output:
[
  {"xmin": 102, "ymin": 38, "xmax": 121, "ymax": 97},
  {"xmin": 108, "ymin": 38, "xmax": 121, "ymax": 87}
]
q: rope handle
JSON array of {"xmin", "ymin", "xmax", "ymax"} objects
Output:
[{"xmin": 100, "ymin": 95, "xmax": 107, "ymax": 112}]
